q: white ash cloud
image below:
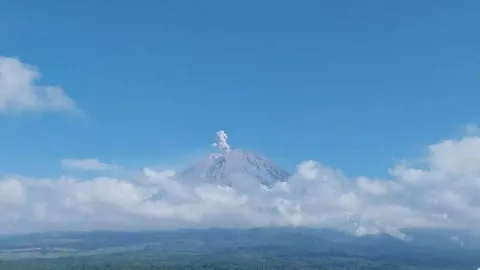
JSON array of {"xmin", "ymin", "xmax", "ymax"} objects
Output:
[{"xmin": 211, "ymin": 130, "xmax": 231, "ymax": 152}]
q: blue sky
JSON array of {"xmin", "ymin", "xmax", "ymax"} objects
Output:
[{"xmin": 1, "ymin": 0, "xmax": 479, "ymax": 177}]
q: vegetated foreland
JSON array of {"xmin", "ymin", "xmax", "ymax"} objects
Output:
[
  {"xmin": 0, "ymin": 228, "xmax": 478, "ymax": 270},
  {"xmin": 0, "ymin": 253, "xmax": 473, "ymax": 270}
]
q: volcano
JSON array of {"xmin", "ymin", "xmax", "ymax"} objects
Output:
[{"xmin": 180, "ymin": 149, "xmax": 290, "ymax": 187}]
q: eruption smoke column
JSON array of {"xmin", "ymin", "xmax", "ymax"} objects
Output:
[{"xmin": 212, "ymin": 130, "xmax": 231, "ymax": 152}]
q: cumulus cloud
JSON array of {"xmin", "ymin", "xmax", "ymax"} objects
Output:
[
  {"xmin": 0, "ymin": 56, "xmax": 79, "ymax": 114},
  {"xmin": 2, "ymin": 134, "xmax": 480, "ymax": 236},
  {"xmin": 61, "ymin": 159, "xmax": 118, "ymax": 171}
]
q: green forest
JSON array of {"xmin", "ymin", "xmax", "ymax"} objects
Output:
[
  {"xmin": 0, "ymin": 255, "xmax": 471, "ymax": 270},
  {"xmin": 0, "ymin": 229, "xmax": 477, "ymax": 270}
]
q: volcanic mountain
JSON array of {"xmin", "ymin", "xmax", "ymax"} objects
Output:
[{"xmin": 180, "ymin": 149, "xmax": 291, "ymax": 187}]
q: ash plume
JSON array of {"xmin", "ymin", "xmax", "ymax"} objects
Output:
[{"xmin": 211, "ymin": 130, "xmax": 231, "ymax": 152}]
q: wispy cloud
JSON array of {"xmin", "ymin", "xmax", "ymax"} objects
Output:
[
  {"xmin": 61, "ymin": 159, "xmax": 118, "ymax": 172},
  {"xmin": 464, "ymin": 123, "xmax": 480, "ymax": 136}
]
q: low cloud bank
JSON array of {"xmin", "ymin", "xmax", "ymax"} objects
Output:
[{"xmin": 2, "ymin": 135, "xmax": 480, "ymax": 237}]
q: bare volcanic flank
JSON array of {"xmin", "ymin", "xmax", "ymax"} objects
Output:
[{"xmin": 180, "ymin": 149, "xmax": 290, "ymax": 187}]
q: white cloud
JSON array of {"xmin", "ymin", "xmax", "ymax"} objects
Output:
[
  {"xmin": 2, "ymin": 133, "xmax": 480, "ymax": 236},
  {"xmin": 0, "ymin": 178, "xmax": 25, "ymax": 205},
  {"xmin": 0, "ymin": 56, "xmax": 79, "ymax": 114},
  {"xmin": 61, "ymin": 159, "xmax": 118, "ymax": 171}
]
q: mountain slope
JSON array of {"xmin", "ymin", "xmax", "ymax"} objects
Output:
[{"xmin": 180, "ymin": 149, "xmax": 290, "ymax": 186}]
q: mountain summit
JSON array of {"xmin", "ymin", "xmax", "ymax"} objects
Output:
[
  {"xmin": 180, "ymin": 149, "xmax": 290, "ymax": 187},
  {"xmin": 180, "ymin": 130, "xmax": 290, "ymax": 186}
]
